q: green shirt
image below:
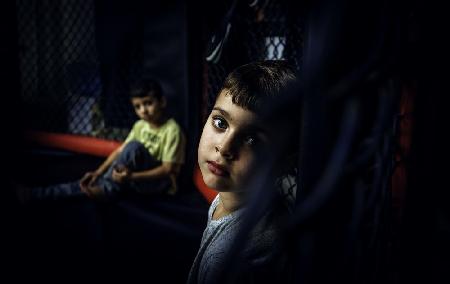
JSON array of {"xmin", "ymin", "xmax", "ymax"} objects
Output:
[{"xmin": 124, "ymin": 118, "xmax": 185, "ymax": 164}]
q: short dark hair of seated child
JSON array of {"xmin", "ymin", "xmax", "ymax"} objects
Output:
[
  {"xmin": 20, "ymin": 78, "xmax": 185, "ymax": 204},
  {"xmin": 188, "ymin": 60, "xmax": 299, "ymax": 284},
  {"xmin": 129, "ymin": 77, "xmax": 163, "ymax": 100}
]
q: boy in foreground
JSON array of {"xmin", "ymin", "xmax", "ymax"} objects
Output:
[{"xmin": 188, "ymin": 60, "xmax": 298, "ymax": 283}]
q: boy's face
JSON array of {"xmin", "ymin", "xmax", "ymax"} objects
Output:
[
  {"xmin": 131, "ymin": 95, "xmax": 165, "ymax": 123},
  {"xmin": 198, "ymin": 90, "xmax": 273, "ymax": 192}
]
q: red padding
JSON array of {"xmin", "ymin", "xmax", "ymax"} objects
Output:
[
  {"xmin": 193, "ymin": 165, "xmax": 218, "ymax": 204},
  {"xmin": 25, "ymin": 131, "xmax": 122, "ymax": 157}
]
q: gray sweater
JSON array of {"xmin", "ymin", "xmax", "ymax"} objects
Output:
[{"xmin": 187, "ymin": 195, "xmax": 289, "ymax": 284}]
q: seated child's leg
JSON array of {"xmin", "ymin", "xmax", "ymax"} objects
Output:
[
  {"xmin": 26, "ymin": 142, "xmax": 159, "ymax": 201},
  {"xmin": 113, "ymin": 141, "xmax": 160, "ymax": 170},
  {"xmin": 105, "ymin": 141, "xmax": 171, "ymax": 195},
  {"xmin": 31, "ymin": 181, "xmax": 85, "ymax": 201}
]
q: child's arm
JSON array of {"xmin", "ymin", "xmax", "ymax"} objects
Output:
[
  {"xmin": 94, "ymin": 144, "xmax": 125, "ymax": 176},
  {"xmin": 113, "ymin": 123, "xmax": 185, "ymax": 183},
  {"xmin": 110, "ymin": 162, "xmax": 181, "ymax": 184},
  {"xmin": 79, "ymin": 144, "xmax": 125, "ymax": 190}
]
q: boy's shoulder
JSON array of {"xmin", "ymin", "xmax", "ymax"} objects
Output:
[
  {"xmin": 131, "ymin": 119, "xmax": 147, "ymax": 128},
  {"xmin": 163, "ymin": 117, "xmax": 180, "ymax": 127},
  {"xmin": 131, "ymin": 118, "xmax": 180, "ymax": 129},
  {"xmin": 160, "ymin": 118, "xmax": 184, "ymax": 133}
]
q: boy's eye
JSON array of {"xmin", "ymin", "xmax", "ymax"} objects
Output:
[{"xmin": 212, "ymin": 117, "xmax": 227, "ymax": 130}]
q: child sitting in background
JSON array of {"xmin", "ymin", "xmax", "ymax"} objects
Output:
[
  {"xmin": 18, "ymin": 78, "xmax": 185, "ymax": 203},
  {"xmin": 188, "ymin": 60, "xmax": 299, "ymax": 283}
]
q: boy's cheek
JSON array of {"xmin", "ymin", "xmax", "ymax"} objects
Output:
[
  {"xmin": 199, "ymin": 128, "xmax": 216, "ymax": 152},
  {"xmin": 197, "ymin": 137, "xmax": 212, "ymax": 164}
]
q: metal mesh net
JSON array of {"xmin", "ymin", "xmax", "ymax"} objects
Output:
[
  {"xmin": 204, "ymin": 0, "xmax": 304, "ymax": 113},
  {"xmin": 16, "ymin": 0, "xmax": 304, "ymax": 142},
  {"xmin": 16, "ymin": 0, "xmax": 135, "ymax": 141}
]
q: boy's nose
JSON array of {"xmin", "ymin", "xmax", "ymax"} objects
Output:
[{"xmin": 216, "ymin": 137, "xmax": 236, "ymax": 160}]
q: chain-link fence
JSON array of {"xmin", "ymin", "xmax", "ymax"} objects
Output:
[
  {"xmin": 16, "ymin": 0, "xmax": 304, "ymax": 141},
  {"xmin": 16, "ymin": 0, "xmax": 138, "ymax": 141},
  {"xmin": 203, "ymin": 0, "xmax": 304, "ymax": 115}
]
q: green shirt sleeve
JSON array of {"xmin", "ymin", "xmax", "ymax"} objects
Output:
[{"xmin": 162, "ymin": 126, "xmax": 186, "ymax": 164}]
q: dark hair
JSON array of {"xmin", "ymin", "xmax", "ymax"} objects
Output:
[
  {"xmin": 129, "ymin": 78, "xmax": 163, "ymax": 100},
  {"xmin": 222, "ymin": 60, "xmax": 297, "ymax": 113},
  {"xmin": 223, "ymin": 60, "xmax": 300, "ymax": 174}
]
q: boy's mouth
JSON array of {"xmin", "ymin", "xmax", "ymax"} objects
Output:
[{"xmin": 206, "ymin": 161, "xmax": 229, "ymax": 177}]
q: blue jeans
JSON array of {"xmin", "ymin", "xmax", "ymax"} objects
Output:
[{"xmin": 31, "ymin": 141, "xmax": 171, "ymax": 201}]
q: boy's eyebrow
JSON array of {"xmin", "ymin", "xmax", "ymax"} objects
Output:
[{"xmin": 212, "ymin": 107, "xmax": 231, "ymax": 120}]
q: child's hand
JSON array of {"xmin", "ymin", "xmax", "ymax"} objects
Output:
[
  {"xmin": 112, "ymin": 165, "xmax": 131, "ymax": 184},
  {"xmin": 84, "ymin": 184, "xmax": 105, "ymax": 199},
  {"xmin": 79, "ymin": 171, "xmax": 100, "ymax": 192}
]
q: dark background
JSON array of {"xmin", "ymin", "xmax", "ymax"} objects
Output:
[{"xmin": 1, "ymin": 0, "xmax": 449, "ymax": 283}]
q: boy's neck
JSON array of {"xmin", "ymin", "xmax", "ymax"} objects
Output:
[
  {"xmin": 218, "ymin": 192, "xmax": 245, "ymax": 214},
  {"xmin": 147, "ymin": 115, "xmax": 167, "ymax": 128}
]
